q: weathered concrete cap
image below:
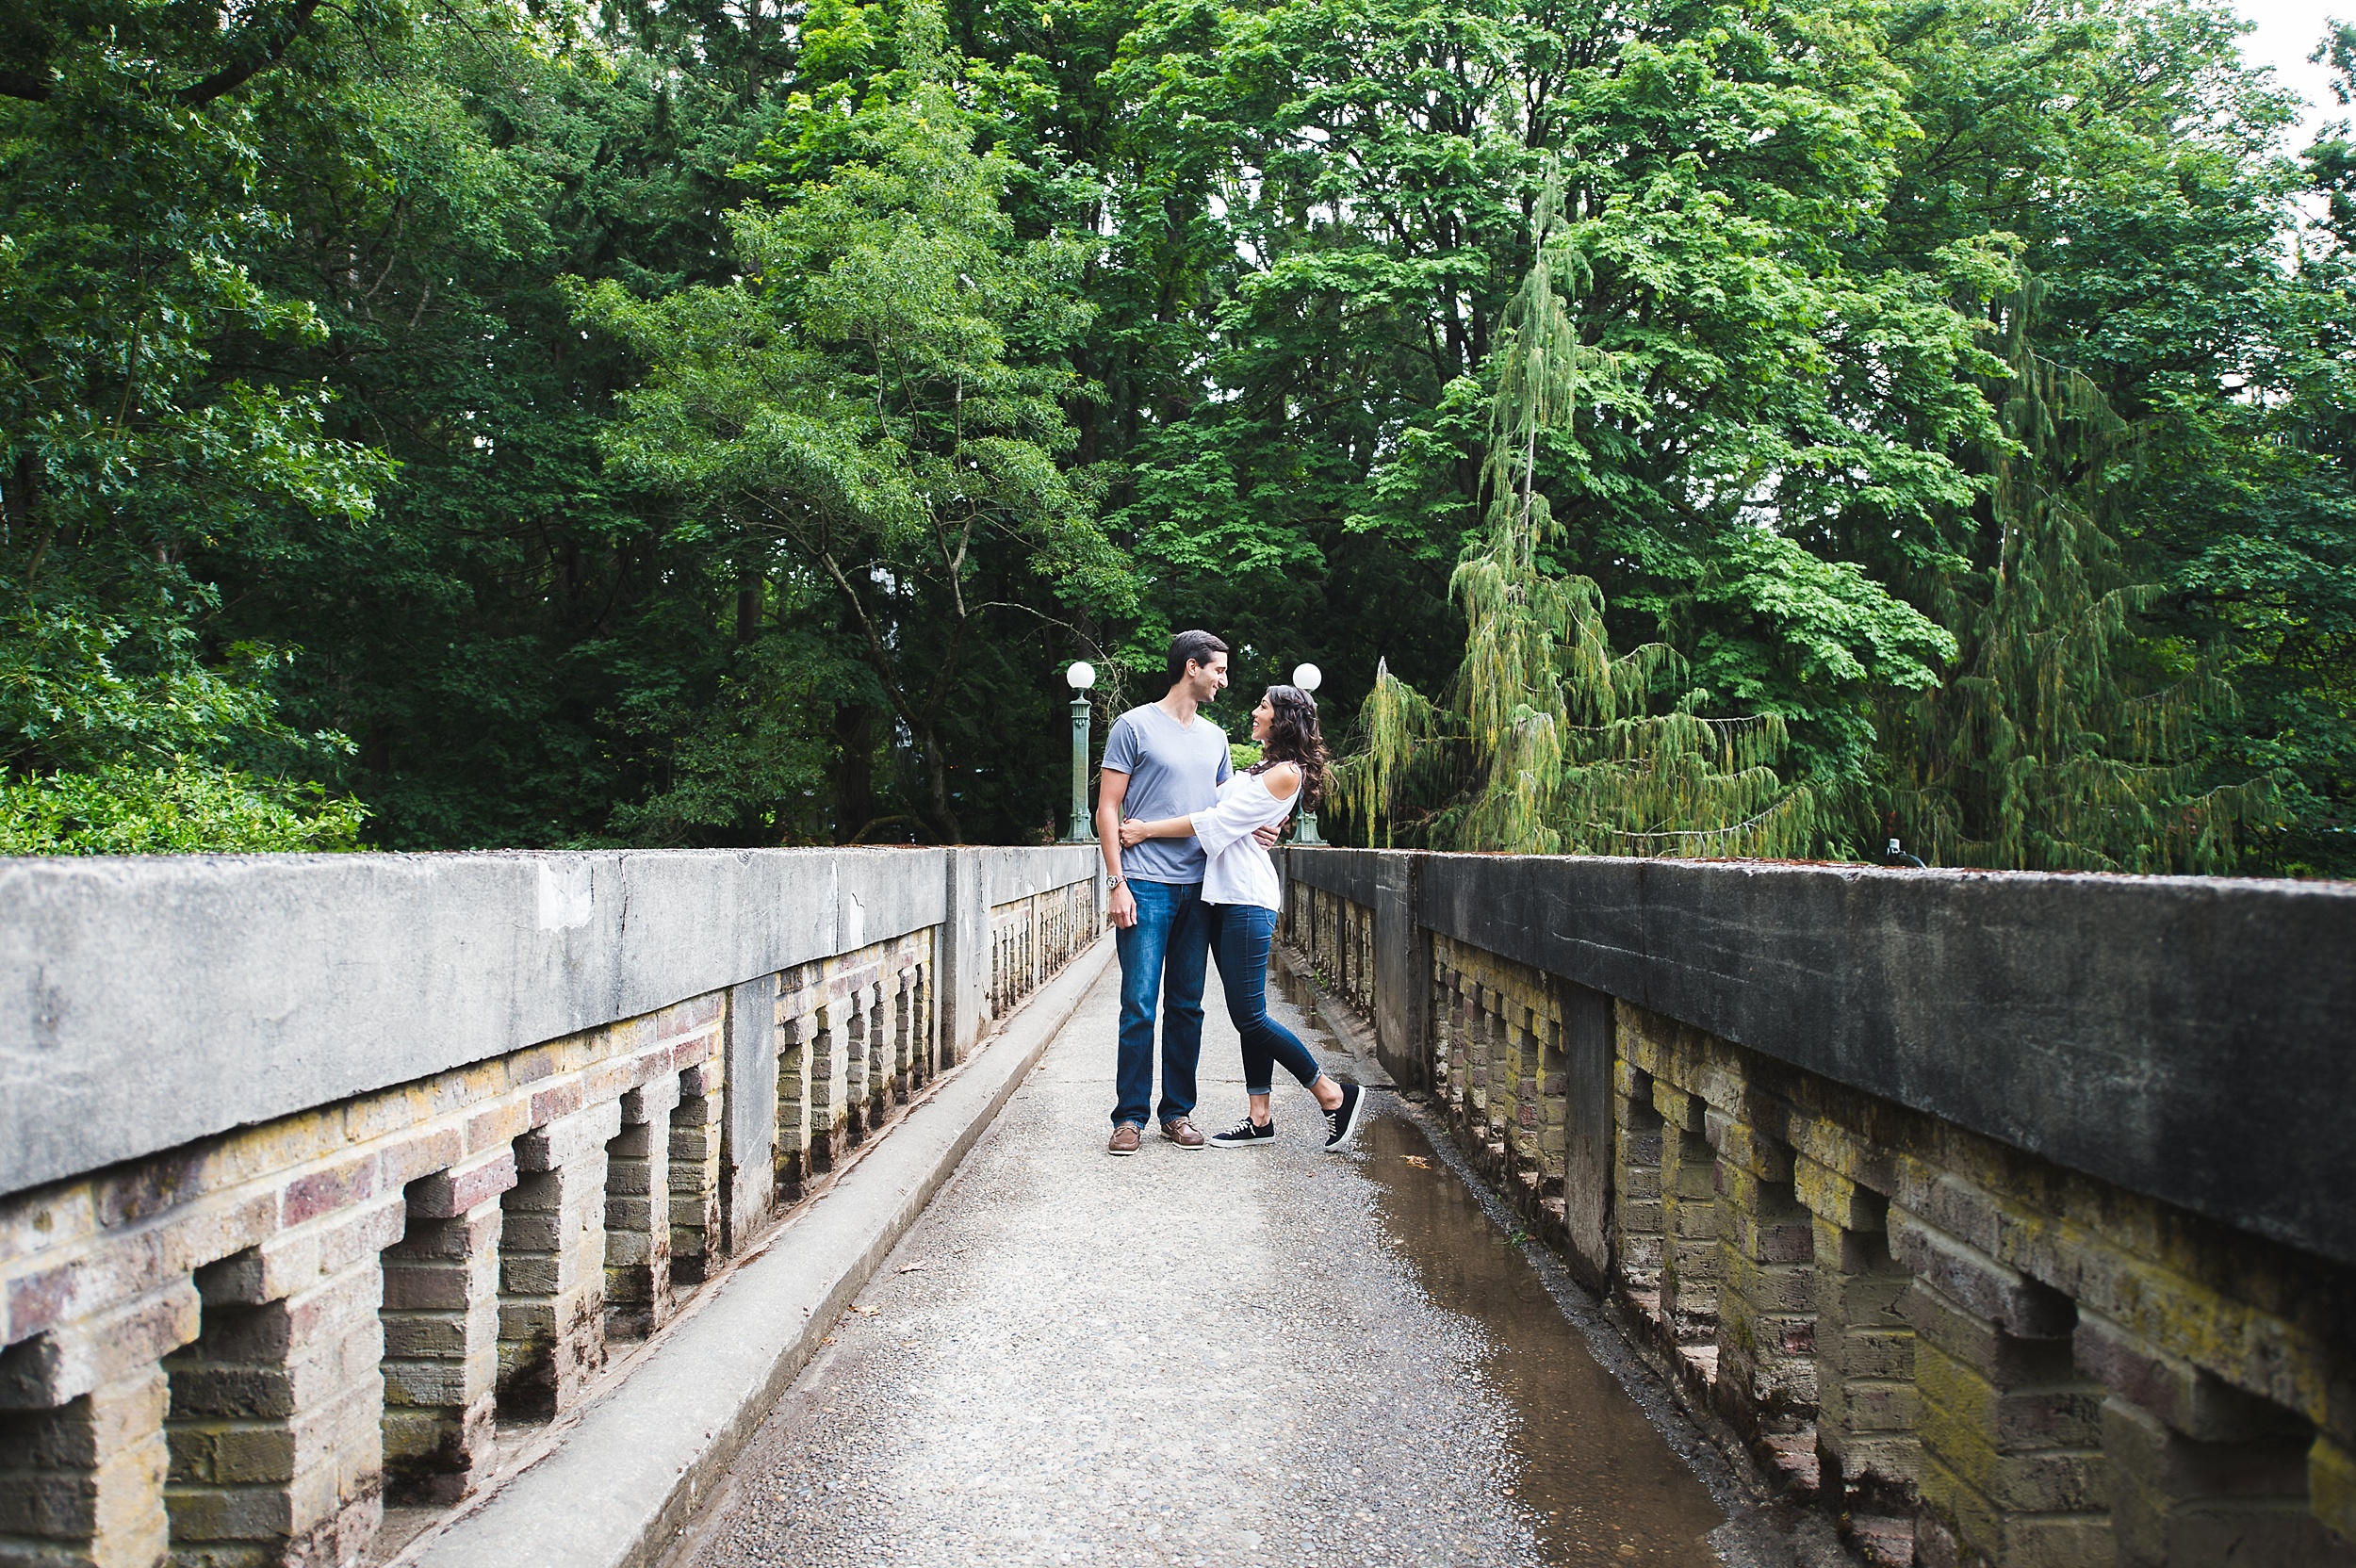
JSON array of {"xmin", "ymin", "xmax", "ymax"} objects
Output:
[
  {"xmin": 0, "ymin": 846, "xmax": 1092, "ymax": 1200},
  {"xmin": 1302, "ymin": 849, "xmax": 2356, "ymax": 1267}
]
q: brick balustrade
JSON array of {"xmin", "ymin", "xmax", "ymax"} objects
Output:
[
  {"xmin": 0, "ymin": 846, "xmax": 1101, "ymax": 1568},
  {"xmin": 1284, "ymin": 848, "xmax": 2356, "ymax": 1568}
]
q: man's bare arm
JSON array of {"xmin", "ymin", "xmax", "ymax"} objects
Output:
[{"xmin": 1096, "ymin": 768, "xmax": 1137, "ymax": 928}]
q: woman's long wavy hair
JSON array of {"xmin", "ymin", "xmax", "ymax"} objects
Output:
[{"xmin": 1251, "ymin": 685, "xmax": 1329, "ymax": 811}]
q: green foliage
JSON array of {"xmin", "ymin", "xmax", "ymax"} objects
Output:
[
  {"xmin": 0, "ymin": 8, "xmax": 385, "ymax": 851},
  {"xmin": 0, "ymin": 760, "xmax": 368, "ymax": 855},
  {"xmin": 1336, "ymin": 185, "xmax": 1875, "ymax": 857},
  {"xmin": 0, "ymin": 0, "xmax": 2347, "ymax": 869},
  {"xmin": 1886, "ymin": 292, "xmax": 2279, "ymax": 873},
  {"xmin": 577, "ymin": 5, "xmax": 1126, "ymax": 841}
]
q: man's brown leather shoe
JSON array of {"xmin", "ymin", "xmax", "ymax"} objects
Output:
[
  {"xmin": 1161, "ymin": 1118, "xmax": 1205, "ymax": 1150},
  {"xmin": 1106, "ymin": 1122, "xmax": 1142, "ymax": 1156}
]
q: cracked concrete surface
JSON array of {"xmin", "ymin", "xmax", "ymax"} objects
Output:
[{"xmin": 670, "ymin": 961, "xmax": 1822, "ymax": 1568}]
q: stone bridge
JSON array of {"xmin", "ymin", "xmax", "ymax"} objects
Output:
[{"xmin": 0, "ymin": 844, "xmax": 2348, "ymax": 1568}]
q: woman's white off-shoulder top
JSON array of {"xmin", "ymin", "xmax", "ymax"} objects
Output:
[{"xmin": 1187, "ymin": 769, "xmax": 1295, "ymax": 910}]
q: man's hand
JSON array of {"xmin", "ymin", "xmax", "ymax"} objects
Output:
[
  {"xmin": 1252, "ymin": 822, "xmax": 1284, "ymax": 848},
  {"xmin": 1108, "ymin": 880, "xmax": 1138, "ymax": 929}
]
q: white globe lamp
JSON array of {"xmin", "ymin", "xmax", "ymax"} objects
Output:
[{"xmin": 1289, "ymin": 662, "xmax": 1325, "ymax": 842}]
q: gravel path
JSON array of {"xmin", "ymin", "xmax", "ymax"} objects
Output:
[{"xmin": 674, "ymin": 959, "xmax": 1741, "ymax": 1568}]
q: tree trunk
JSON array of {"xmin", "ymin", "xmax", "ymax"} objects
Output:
[{"xmin": 829, "ymin": 704, "xmax": 877, "ymax": 842}]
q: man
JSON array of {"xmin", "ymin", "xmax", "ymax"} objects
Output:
[{"xmin": 1096, "ymin": 629, "xmax": 1272, "ymax": 1154}]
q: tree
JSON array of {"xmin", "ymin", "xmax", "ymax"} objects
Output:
[
  {"xmin": 4, "ymin": 0, "xmax": 2338, "ymax": 869},
  {"xmin": 1884, "ymin": 288, "xmax": 2277, "ymax": 872},
  {"xmin": 0, "ymin": 0, "xmax": 386, "ymax": 850},
  {"xmin": 579, "ymin": 4, "xmax": 1130, "ymax": 841},
  {"xmin": 1338, "ymin": 181, "xmax": 1953, "ymax": 854},
  {"xmin": 1873, "ymin": 0, "xmax": 2348, "ymax": 873}
]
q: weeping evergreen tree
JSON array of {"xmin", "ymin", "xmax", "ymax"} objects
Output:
[
  {"xmin": 1333, "ymin": 184, "xmax": 1832, "ymax": 857},
  {"xmin": 1883, "ymin": 286, "xmax": 2277, "ymax": 872}
]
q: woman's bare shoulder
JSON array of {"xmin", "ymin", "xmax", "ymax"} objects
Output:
[{"xmin": 1261, "ymin": 760, "xmax": 1302, "ymax": 799}]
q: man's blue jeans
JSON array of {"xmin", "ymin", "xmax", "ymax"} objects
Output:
[{"xmin": 1112, "ymin": 878, "xmax": 1212, "ymax": 1127}]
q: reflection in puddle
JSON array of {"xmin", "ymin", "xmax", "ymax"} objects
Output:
[{"xmin": 1359, "ymin": 1111, "xmax": 1726, "ymax": 1567}]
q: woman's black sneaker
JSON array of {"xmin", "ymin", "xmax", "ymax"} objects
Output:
[
  {"xmin": 1322, "ymin": 1082, "xmax": 1367, "ymax": 1152},
  {"xmin": 1208, "ymin": 1116, "xmax": 1276, "ymax": 1149}
]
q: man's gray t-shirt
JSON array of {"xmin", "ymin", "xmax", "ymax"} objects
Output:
[{"xmin": 1102, "ymin": 704, "xmax": 1233, "ymax": 884}]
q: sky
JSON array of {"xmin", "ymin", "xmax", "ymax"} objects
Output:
[{"xmin": 2234, "ymin": 0, "xmax": 2348, "ymax": 149}]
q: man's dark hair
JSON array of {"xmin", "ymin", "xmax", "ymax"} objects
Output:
[{"xmin": 1166, "ymin": 629, "xmax": 1229, "ymax": 688}]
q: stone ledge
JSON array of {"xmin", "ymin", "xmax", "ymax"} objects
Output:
[
  {"xmin": 396, "ymin": 934, "xmax": 1115, "ymax": 1568},
  {"xmin": 1288, "ymin": 846, "xmax": 2356, "ymax": 1269},
  {"xmin": 0, "ymin": 847, "xmax": 1104, "ymax": 1200}
]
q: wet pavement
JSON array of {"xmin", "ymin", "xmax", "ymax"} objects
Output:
[{"xmin": 667, "ymin": 956, "xmax": 1820, "ymax": 1568}]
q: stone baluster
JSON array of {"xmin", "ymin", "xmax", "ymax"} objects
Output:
[
  {"xmin": 669, "ymin": 1062, "xmax": 725, "ymax": 1286},
  {"xmin": 808, "ymin": 991, "xmax": 847, "ymax": 1176},
  {"xmin": 1507, "ymin": 1002, "xmax": 1544, "ymax": 1183},
  {"xmin": 891, "ymin": 970, "xmax": 915, "ymax": 1104},
  {"xmin": 775, "ymin": 976, "xmax": 814, "ymax": 1201},
  {"xmin": 1654, "ymin": 1082, "xmax": 1722, "ymax": 1352},
  {"xmin": 497, "ymin": 1102, "xmax": 622, "ymax": 1419},
  {"xmin": 1443, "ymin": 968, "xmax": 1473, "ymax": 1113},
  {"xmin": 909, "ymin": 958, "xmax": 935, "ymax": 1090},
  {"xmin": 164, "ymin": 1238, "xmax": 394, "ymax": 1567},
  {"xmin": 380, "ymin": 1152, "xmax": 515, "ymax": 1503},
  {"xmin": 862, "ymin": 979, "xmax": 891, "ymax": 1131},
  {"xmin": 602, "ymin": 1077, "xmax": 682, "ymax": 1341},
  {"xmin": 1612, "ymin": 1058, "xmax": 1668, "ymax": 1315},
  {"xmin": 1464, "ymin": 988, "xmax": 1496, "ymax": 1138},
  {"xmin": 843, "ymin": 987, "xmax": 872, "ymax": 1148},
  {"xmin": 1, "ymin": 1367, "xmax": 177, "ymax": 1568},
  {"xmin": 2077, "ymin": 1312, "xmax": 2350, "ymax": 1567},
  {"xmin": 1024, "ymin": 898, "xmax": 1039, "ymax": 1001},
  {"xmin": 1486, "ymin": 994, "xmax": 1524, "ymax": 1173},
  {"xmin": 1424, "ymin": 958, "xmax": 1447, "ymax": 1095},
  {"xmin": 1712, "ymin": 1118, "xmax": 1818, "ymax": 1483},
  {"xmin": 1795, "ymin": 1157, "xmax": 1920, "ymax": 1548},
  {"xmin": 1530, "ymin": 1011, "xmax": 1569, "ymax": 1213},
  {"xmin": 0, "ymin": 1282, "xmax": 198, "ymax": 1568},
  {"xmin": 1890, "ymin": 1208, "xmax": 2112, "ymax": 1568}
]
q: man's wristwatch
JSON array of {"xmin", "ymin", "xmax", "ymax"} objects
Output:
[{"xmin": 1105, "ymin": 875, "xmax": 1124, "ymax": 890}]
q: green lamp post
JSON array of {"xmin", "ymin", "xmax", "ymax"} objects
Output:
[
  {"xmin": 1062, "ymin": 661, "xmax": 1097, "ymax": 842},
  {"xmin": 1290, "ymin": 662, "xmax": 1324, "ymax": 844}
]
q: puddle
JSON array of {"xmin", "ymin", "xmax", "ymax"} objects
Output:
[{"xmin": 1360, "ymin": 1111, "xmax": 1726, "ymax": 1566}]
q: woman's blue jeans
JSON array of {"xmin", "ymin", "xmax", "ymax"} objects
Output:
[{"xmin": 1210, "ymin": 903, "xmax": 1322, "ymax": 1095}]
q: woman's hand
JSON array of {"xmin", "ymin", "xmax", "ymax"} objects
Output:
[{"xmin": 1118, "ymin": 817, "xmax": 1150, "ymax": 848}]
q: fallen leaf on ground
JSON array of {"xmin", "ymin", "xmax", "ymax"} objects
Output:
[
  {"xmin": 1399, "ymin": 1154, "xmax": 1432, "ymax": 1168},
  {"xmin": 896, "ymin": 1260, "xmax": 928, "ymax": 1273},
  {"xmin": 853, "ymin": 1304, "xmax": 881, "ymax": 1316}
]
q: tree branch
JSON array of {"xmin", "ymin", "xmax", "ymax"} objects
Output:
[
  {"xmin": 176, "ymin": 0, "xmax": 324, "ymax": 105},
  {"xmin": 0, "ymin": 1, "xmax": 323, "ymax": 106}
]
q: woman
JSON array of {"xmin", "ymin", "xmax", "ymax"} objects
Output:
[{"xmin": 1119, "ymin": 686, "xmax": 1368, "ymax": 1152}]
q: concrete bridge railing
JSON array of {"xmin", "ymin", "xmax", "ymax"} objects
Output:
[
  {"xmin": 1282, "ymin": 847, "xmax": 2356, "ymax": 1568},
  {"xmin": 0, "ymin": 846, "xmax": 1101, "ymax": 1568}
]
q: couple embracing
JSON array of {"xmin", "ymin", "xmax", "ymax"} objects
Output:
[{"xmin": 1095, "ymin": 629, "xmax": 1368, "ymax": 1157}]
